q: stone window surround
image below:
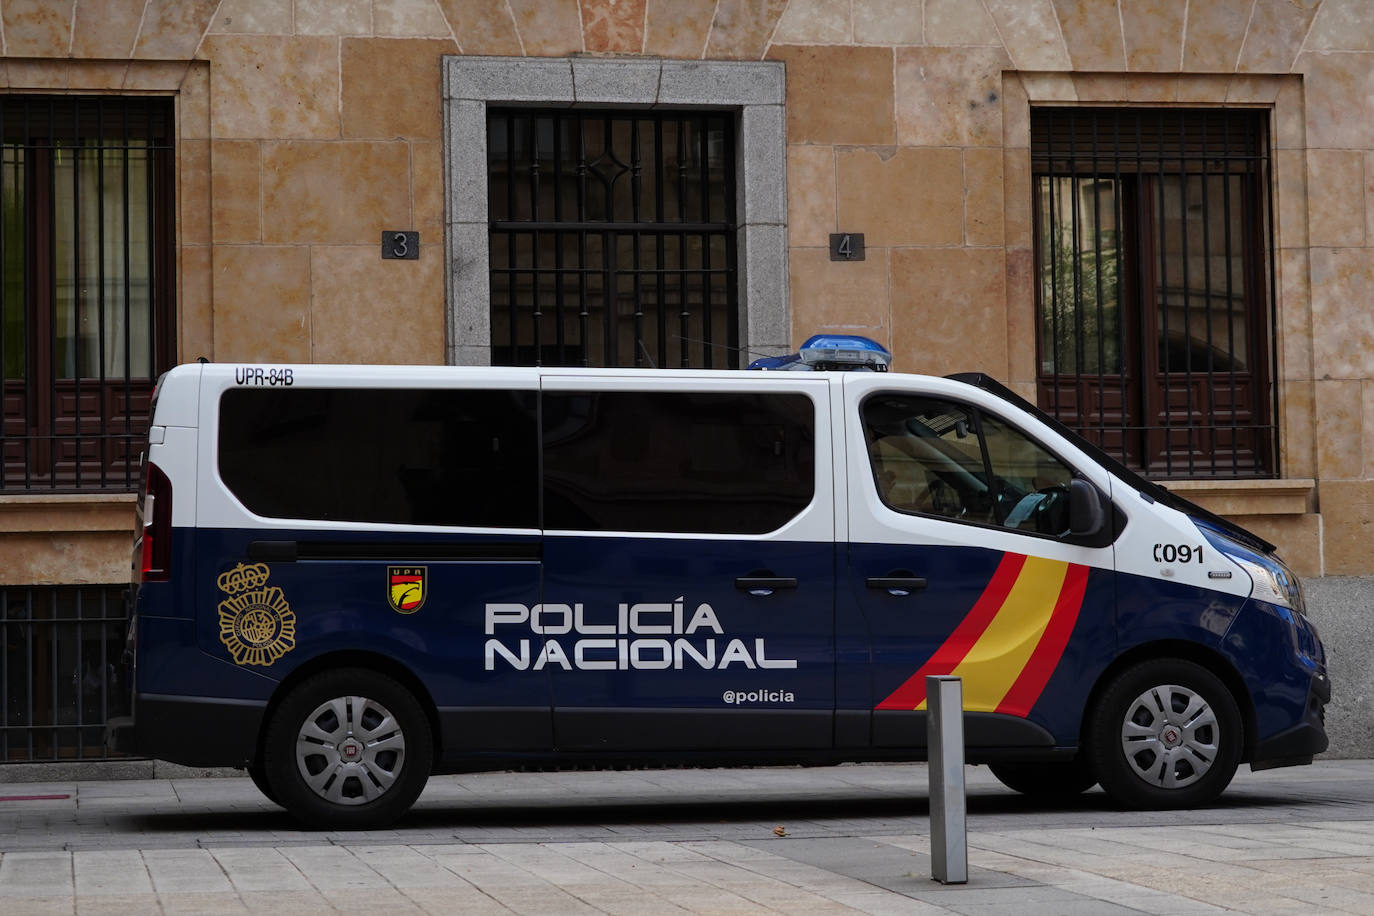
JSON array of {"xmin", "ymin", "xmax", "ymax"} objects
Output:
[
  {"xmin": 1002, "ymin": 72, "xmax": 1320, "ymax": 568},
  {"xmin": 442, "ymin": 56, "xmax": 788, "ymax": 367},
  {"xmin": 1004, "ymin": 73, "xmax": 1309, "ymax": 471}
]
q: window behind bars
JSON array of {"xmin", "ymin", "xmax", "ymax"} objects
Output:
[
  {"xmin": 488, "ymin": 109, "xmax": 739, "ymax": 369},
  {"xmin": 1, "ymin": 96, "xmax": 175, "ymax": 492},
  {"xmin": 1031, "ymin": 108, "xmax": 1277, "ymax": 478}
]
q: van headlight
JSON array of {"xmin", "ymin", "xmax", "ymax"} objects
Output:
[
  {"xmin": 1198, "ymin": 525, "xmax": 1306, "ymax": 614},
  {"xmin": 1226, "ymin": 553, "xmax": 1305, "ymax": 614}
]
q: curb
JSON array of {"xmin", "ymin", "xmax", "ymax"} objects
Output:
[{"xmin": 0, "ymin": 759, "xmax": 242, "ymax": 783}]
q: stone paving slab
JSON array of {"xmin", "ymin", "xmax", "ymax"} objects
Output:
[{"xmin": 3, "ymin": 760, "xmax": 1374, "ymax": 913}]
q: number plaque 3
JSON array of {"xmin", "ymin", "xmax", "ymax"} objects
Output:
[{"xmin": 382, "ymin": 231, "xmax": 419, "ymax": 260}]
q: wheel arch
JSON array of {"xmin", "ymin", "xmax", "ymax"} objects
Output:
[
  {"xmin": 1081, "ymin": 640, "xmax": 1257, "ymax": 762},
  {"xmin": 256, "ymin": 651, "xmax": 442, "ymax": 770}
]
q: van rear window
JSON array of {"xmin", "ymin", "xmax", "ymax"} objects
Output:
[
  {"xmin": 219, "ymin": 388, "xmax": 538, "ymax": 528},
  {"xmin": 542, "ymin": 390, "xmax": 815, "ymax": 534}
]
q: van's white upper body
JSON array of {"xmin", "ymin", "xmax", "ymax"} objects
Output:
[{"xmin": 145, "ymin": 362, "xmax": 1256, "ymax": 602}]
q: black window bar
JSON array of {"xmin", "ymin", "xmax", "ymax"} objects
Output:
[
  {"xmin": 1, "ymin": 96, "xmax": 175, "ymax": 492},
  {"xmin": 1031, "ymin": 108, "xmax": 1277, "ymax": 478},
  {"xmin": 488, "ymin": 109, "xmax": 739, "ymax": 369},
  {"xmin": 2, "ymin": 585, "xmax": 131, "ymax": 763}
]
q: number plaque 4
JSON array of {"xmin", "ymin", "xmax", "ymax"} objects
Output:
[
  {"xmin": 382, "ymin": 231, "xmax": 420, "ymax": 260},
  {"xmin": 829, "ymin": 232, "xmax": 865, "ymax": 261}
]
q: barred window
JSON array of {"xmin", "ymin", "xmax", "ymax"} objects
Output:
[
  {"xmin": 1, "ymin": 585, "xmax": 130, "ymax": 763},
  {"xmin": 1032, "ymin": 108, "xmax": 1276, "ymax": 478},
  {"xmin": 1, "ymin": 97, "xmax": 175, "ymax": 491},
  {"xmin": 488, "ymin": 109, "xmax": 738, "ymax": 369}
]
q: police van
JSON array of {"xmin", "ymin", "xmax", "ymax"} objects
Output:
[{"xmin": 108, "ymin": 336, "xmax": 1329, "ymax": 828}]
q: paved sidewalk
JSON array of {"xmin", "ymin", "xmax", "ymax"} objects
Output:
[{"xmin": 2, "ymin": 760, "xmax": 1374, "ymax": 914}]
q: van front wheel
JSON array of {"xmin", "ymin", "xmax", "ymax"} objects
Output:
[
  {"xmin": 264, "ymin": 669, "xmax": 432, "ymax": 828},
  {"xmin": 1088, "ymin": 659, "xmax": 1241, "ymax": 810}
]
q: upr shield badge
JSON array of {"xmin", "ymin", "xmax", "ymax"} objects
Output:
[
  {"xmin": 388, "ymin": 566, "xmax": 427, "ymax": 614},
  {"xmin": 217, "ymin": 563, "xmax": 297, "ymax": 666}
]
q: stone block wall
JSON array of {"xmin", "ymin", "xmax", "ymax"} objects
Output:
[
  {"xmin": 0, "ymin": 1, "xmax": 1363, "ymax": 541},
  {"xmin": 1304, "ymin": 577, "xmax": 1374, "ymax": 758},
  {"xmin": 2, "ymin": 4, "xmax": 1366, "ymax": 549}
]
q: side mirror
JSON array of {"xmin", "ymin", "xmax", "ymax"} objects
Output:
[{"xmin": 1068, "ymin": 478, "xmax": 1107, "ymax": 540}]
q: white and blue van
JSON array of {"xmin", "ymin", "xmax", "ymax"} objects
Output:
[{"xmin": 109, "ymin": 338, "xmax": 1328, "ymax": 827}]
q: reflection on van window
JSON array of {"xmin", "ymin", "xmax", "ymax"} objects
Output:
[
  {"xmin": 862, "ymin": 394, "xmax": 1073, "ymax": 537},
  {"xmin": 219, "ymin": 388, "xmax": 539, "ymax": 528},
  {"xmin": 543, "ymin": 391, "xmax": 815, "ymax": 534}
]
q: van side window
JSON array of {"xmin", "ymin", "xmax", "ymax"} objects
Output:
[
  {"xmin": 219, "ymin": 388, "xmax": 538, "ymax": 528},
  {"xmin": 862, "ymin": 394, "xmax": 1074, "ymax": 537},
  {"xmin": 542, "ymin": 390, "xmax": 815, "ymax": 534}
]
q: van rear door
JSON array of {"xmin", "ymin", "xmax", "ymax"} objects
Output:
[{"xmin": 535, "ymin": 374, "xmax": 836, "ymax": 752}]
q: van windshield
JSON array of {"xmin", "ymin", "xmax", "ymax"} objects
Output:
[{"xmin": 945, "ymin": 372, "xmax": 1275, "ymax": 554}]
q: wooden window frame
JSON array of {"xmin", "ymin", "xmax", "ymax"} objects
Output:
[{"xmin": 1, "ymin": 96, "xmax": 175, "ymax": 492}]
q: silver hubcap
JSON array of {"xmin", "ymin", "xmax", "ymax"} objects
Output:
[
  {"xmin": 295, "ymin": 695, "xmax": 405, "ymax": 806},
  {"xmin": 1120, "ymin": 683, "xmax": 1219, "ymax": 789}
]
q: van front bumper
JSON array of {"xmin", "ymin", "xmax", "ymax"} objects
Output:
[
  {"xmin": 1251, "ymin": 670, "xmax": 1330, "ymax": 770},
  {"xmin": 104, "ymin": 693, "xmax": 266, "ymax": 768}
]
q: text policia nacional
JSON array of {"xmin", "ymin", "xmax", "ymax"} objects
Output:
[{"xmin": 484, "ymin": 599, "xmax": 798, "ymax": 672}]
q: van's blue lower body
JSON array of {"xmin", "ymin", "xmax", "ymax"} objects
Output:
[{"xmin": 110, "ymin": 527, "xmax": 1328, "ymax": 772}]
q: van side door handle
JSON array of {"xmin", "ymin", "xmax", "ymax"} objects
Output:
[
  {"xmin": 735, "ymin": 576, "xmax": 798, "ymax": 597},
  {"xmin": 866, "ymin": 575, "xmax": 927, "ymax": 596}
]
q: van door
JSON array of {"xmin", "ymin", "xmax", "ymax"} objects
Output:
[
  {"xmin": 841, "ymin": 375, "xmax": 1117, "ymax": 751},
  {"xmin": 537, "ymin": 375, "xmax": 836, "ymax": 752}
]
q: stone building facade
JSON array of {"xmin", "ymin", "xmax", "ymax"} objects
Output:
[{"xmin": 2, "ymin": 0, "xmax": 1373, "ymax": 758}]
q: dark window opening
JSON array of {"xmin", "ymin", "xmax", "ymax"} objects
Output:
[
  {"xmin": 542, "ymin": 390, "xmax": 815, "ymax": 533},
  {"xmin": 218, "ymin": 388, "xmax": 540, "ymax": 529},
  {"xmin": 1, "ymin": 96, "xmax": 176, "ymax": 491},
  {"xmin": 1031, "ymin": 108, "xmax": 1276, "ymax": 478},
  {"xmin": 219, "ymin": 387, "xmax": 814, "ymax": 536},
  {"xmin": 488, "ymin": 109, "xmax": 739, "ymax": 369}
]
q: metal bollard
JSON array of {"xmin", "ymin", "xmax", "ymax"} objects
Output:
[{"xmin": 927, "ymin": 675, "xmax": 967, "ymax": 884}]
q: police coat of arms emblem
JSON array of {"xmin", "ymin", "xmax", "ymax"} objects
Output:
[
  {"xmin": 217, "ymin": 562, "xmax": 297, "ymax": 666},
  {"xmin": 388, "ymin": 566, "xmax": 427, "ymax": 614}
]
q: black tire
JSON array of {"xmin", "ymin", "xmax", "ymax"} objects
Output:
[
  {"xmin": 263, "ymin": 668, "xmax": 433, "ymax": 829},
  {"xmin": 989, "ymin": 758, "xmax": 1096, "ymax": 798},
  {"xmin": 246, "ymin": 761, "xmax": 280, "ymax": 806},
  {"xmin": 1088, "ymin": 659, "xmax": 1242, "ymax": 810}
]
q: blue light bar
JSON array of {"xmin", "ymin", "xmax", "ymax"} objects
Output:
[{"xmin": 748, "ymin": 334, "xmax": 892, "ymax": 372}]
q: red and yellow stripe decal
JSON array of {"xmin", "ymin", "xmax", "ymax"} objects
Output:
[{"xmin": 875, "ymin": 552, "xmax": 1090, "ymax": 717}]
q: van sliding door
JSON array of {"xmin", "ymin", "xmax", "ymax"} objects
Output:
[{"xmin": 532, "ymin": 376, "xmax": 836, "ymax": 753}]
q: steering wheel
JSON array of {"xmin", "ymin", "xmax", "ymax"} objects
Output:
[
  {"xmin": 928, "ymin": 479, "xmax": 965, "ymax": 519},
  {"xmin": 1030, "ymin": 483, "xmax": 1070, "ymax": 535}
]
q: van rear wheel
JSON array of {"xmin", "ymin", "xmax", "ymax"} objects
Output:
[
  {"xmin": 263, "ymin": 669, "xmax": 432, "ymax": 828},
  {"xmin": 1088, "ymin": 659, "xmax": 1241, "ymax": 810},
  {"xmin": 989, "ymin": 758, "xmax": 1096, "ymax": 798}
]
